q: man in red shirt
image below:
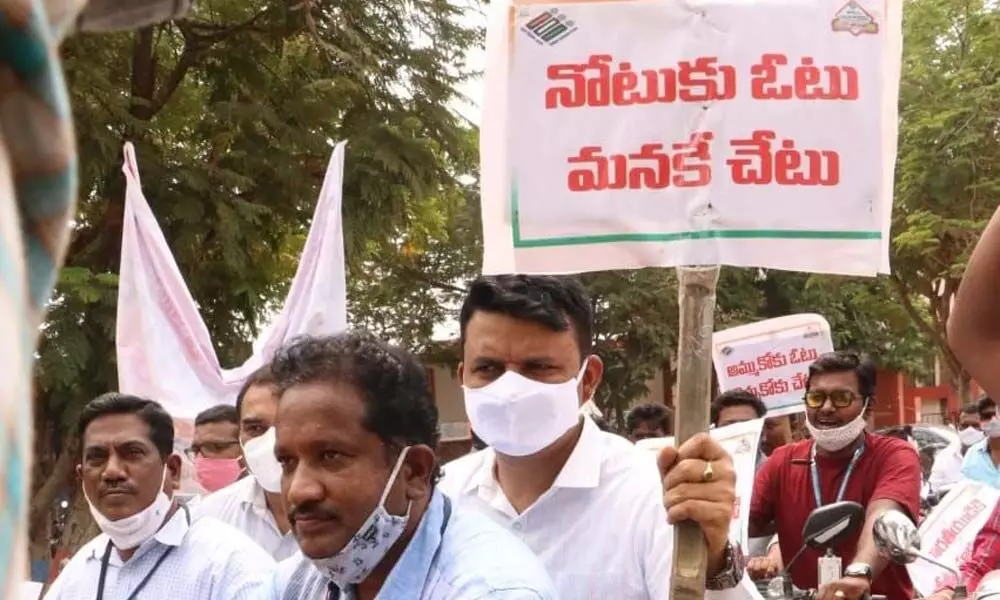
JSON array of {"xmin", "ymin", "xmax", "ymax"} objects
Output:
[
  {"xmin": 928, "ymin": 497, "xmax": 1000, "ymax": 598},
  {"xmin": 748, "ymin": 351, "xmax": 922, "ymax": 600}
]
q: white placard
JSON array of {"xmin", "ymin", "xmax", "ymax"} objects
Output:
[
  {"xmin": 19, "ymin": 582, "xmax": 42, "ymax": 600},
  {"xmin": 713, "ymin": 314, "xmax": 834, "ymax": 416},
  {"xmin": 480, "ymin": 0, "xmax": 902, "ymax": 276},
  {"xmin": 908, "ymin": 481, "xmax": 1000, "ymax": 597},
  {"xmin": 637, "ymin": 418, "xmax": 766, "ymax": 599}
]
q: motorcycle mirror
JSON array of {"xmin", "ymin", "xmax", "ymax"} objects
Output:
[
  {"xmin": 873, "ymin": 510, "xmax": 921, "ymax": 565},
  {"xmin": 773, "ymin": 501, "xmax": 866, "ymax": 598},
  {"xmin": 801, "ymin": 501, "xmax": 866, "ymax": 549}
]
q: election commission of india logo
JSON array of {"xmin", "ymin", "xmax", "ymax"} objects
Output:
[
  {"xmin": 519, "ymin": 7, "xmax": 578, "ymax": 46},
  {"xmin": 831, "ymin": 0, "xmax": 879, "ymax": 36}
]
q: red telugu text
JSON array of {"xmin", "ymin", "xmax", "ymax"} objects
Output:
[
  {"xmin": 725, "ymin": 348, "xmax": 819, "ymax": 379},
  {"xmin": 566, "ymin": 132, "xmax": 839, "ymax": 192},
  {"xmin": 545, "ymin": 53, "xmax": 858, "ymax": 109}
]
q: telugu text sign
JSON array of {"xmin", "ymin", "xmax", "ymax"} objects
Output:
[
  {"xmin": 637, "ymin": 419, "xmax": 766, "ymax": 600},
  {"xmin": 909, "ymin": 481, "xmax": 1000, "ymax": 597},
  {"xmin": 481, "ymin": 0, "xmax": 901, "ymax": 276},
  {"xmin": 713, "ymin": 314, "xmax": 834, "ymax": 416}
]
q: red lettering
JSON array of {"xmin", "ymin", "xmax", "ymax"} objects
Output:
[
  {"xmin": 791, "ymin": 372, "xmax": 808, "ymax": 391},
  {"xmin": 756, "ymin": 352, "xmax": 789, "ymax": 372},
  {"xmin": 677, "ymin": 57, "xmax": 736, "ymax": 102},
  {"xmin": 728, "ymin": 132, "xmax": 839, "ymax": 187},
  {"xmin": 726, "ymin": 360, "xmax": 761, "ymax": 379},
  {"xmin": 566, "ymin": 131, "xmax": 715, "ymax": 192},
  {"xmin": 750, "ymin": 54, "xmax": 860, "ymax": 101},
  {"xmin": 670, "ymin": 132, "xmax": 714, "ymax": 187},
  {"xmin": 545, "ymin": 54, "xmax": 736, "ymax": 109}
]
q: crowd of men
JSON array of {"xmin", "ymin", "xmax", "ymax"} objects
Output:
[{"xmin": 41, "ymin": 263, "xmax": 1000, "ymax": 600}]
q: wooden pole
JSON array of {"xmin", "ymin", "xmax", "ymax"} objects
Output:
[{"xmin": 669, "ymin": 265, "xmax": 721, "ymax": 600}]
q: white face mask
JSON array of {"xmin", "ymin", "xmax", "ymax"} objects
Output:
[
  {"xmin": 806, "ymin": 401, "xmax": 868, "ymax": 452},
  {"xmin": 243, "ymin": 427, "xmax": 283, "ymax": 493},
  {"xmin": 310, "ymin": 447, "xmax": 412, "ymax": 586},
  {"xmin": 84, "ymin": 466, "xmax": 172, "ymax": 550},
  {"xmin": 463, "ymin": 361, "xmax": 588, "ymax": 457},
  {"xmin": 960, "ymin": 426, "xmax": 985, "ymax": 447},
  {"xmin": 984, "ymin": 420, "xmax": 1000, "ymax": 439}
]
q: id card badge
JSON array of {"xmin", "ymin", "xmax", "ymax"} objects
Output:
[{"xmin": 818, "ymin": 554, "xmax": 842, "ymax": 586}]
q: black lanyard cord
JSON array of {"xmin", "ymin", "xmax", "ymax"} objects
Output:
[{"xmin": 95, "ymin": 504, "xmax": 190, "ymax": 600}]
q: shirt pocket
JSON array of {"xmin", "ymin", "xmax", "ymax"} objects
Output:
[{"xmin": 553, "ymin": 571, "xmax": 639, "ymax": 600}]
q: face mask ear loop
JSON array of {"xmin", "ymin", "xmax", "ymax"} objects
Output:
[{"xmin": 378, "ymin": 446, "xmax": 412, "ymax": 508}]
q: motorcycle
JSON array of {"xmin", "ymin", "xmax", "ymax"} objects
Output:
[
  {"xmin": 872, "ymin": 509, "xmax": 967, "ymax": 598},
  {"xmin": 764, "ymin": 500, "xmax": 887, "ymax": 600}
]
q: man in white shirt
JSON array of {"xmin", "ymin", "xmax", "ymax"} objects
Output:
[
  {"xmin": 440, "ymin": 275, "xmax": 745, "ymax": 599},
  {"xmin": 929, "ymin": 401, "xmax": 986, "ymax": 492},
  {"xmin": 45, "ymin": 393, "xmax": 273, "ymax": 600},
  {"xmin": 196, "ymin": 365, "xmax": 298, "ymax": 560}
]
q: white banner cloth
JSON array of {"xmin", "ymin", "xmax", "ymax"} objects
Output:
[{"xmin": 115, "ymin": 142, "xmax": 348, "ymax": 420}]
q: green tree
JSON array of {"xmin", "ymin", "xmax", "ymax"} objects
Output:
[
  {"xmin": 33, "ymin": 0, "xmax": 481, "ymax": 557},
  {"xmin": 889, "ymin": 0, "xmax": 1000, "ymax": 400}
]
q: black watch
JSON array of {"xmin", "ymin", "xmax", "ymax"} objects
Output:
[{"xmin": 705, "ymin": 541, "xmax": 746, "ymax": 590}]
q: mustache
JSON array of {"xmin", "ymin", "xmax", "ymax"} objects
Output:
[
  {"xmin": 289, "ymin": 502, "xmax": 339, "ymax": 524},
  {"xmin": 99, "ymin": 484, "xmax": 136, "ymax": 496}
]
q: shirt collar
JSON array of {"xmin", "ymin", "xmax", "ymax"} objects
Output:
[
  {"xmin": 463, "ymin": 417, "xmax": 604, "ymax": 495},
  {"xmin": 86, "ymin": 502, "xmax": 190, "ymax": 564}
]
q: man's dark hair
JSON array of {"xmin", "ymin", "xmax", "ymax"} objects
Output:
[
  {"xmin": 625, "ymin": 403, "xmax": 670, "ymax": 434},
  {"xmin": 78, "ymin": 393, "xmax": 174, "ymax": 459},
  {"xmin": 235, "ymin": 364, "xmax": 276, "ymax": 419},
  {"xmin": 961, "ymin": 403, "xmax": 980, "ymax": 416},
  {"xmin": 710, "ymin": 389, "xmax": 767, "ymax": 425},
  {"xmin": 194, "ymin": 404, "xmax": 239, "ymax": 427},
  {"xmin": 978, "ymin": 395, "xmax": 996, "ymax": 418},
  {"xmin": 459, "ymin": 275, "xmax": 593, "ymax": 356},
  {"xmin": 806, "ymin": 351, "xmax": 877, "ymax": 400},
  {"xmin": 270, "ymin": 332, "xmax": 440, "ymax": 476}
]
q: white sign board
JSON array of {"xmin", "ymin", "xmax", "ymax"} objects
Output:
[
  {"xmin": 18, "ymin": 582, "xmax": 42, "ymax": 600},
  {"xmin": 480, "ymin": 0, "xmax": 902, "ymax": 276},
  {"xmin": 713, "ymin": 314, "xmax": 834, "ymax": 416},
  {"xmin": 637, "ymin": 418, "xmax": 764, "ymax": 599},
  {"xmin": 909, "ymin": 481, "xmax": 1000, "ymax": 596}
]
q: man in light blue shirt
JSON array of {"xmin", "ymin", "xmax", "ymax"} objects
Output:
[
  {"xmin": 265, "ymin": 333, "xmax": 556, "ymax": 600},
  {"xmin": 44, "ymin": 393, "xmax": 274, "ymax": 600},
  {"xmin": 962, "ymin": 397, "xmax": 1000, "ymax": 489}
]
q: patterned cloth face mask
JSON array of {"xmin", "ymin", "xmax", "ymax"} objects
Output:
[{"xmin": 310, "ymin": 447, "xmax": 412, "ymax": 587}]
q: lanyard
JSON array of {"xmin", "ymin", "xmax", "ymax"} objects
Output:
[
  {"xmin": 95, "ymin": 504, "xmax": 190, "ymax": 600},
  {"xmin": 326, "ymin": 497, "xmax": 453, "ymax": 600},
  {"xmin": 810, "ymin": 441, "xmax": 865, "ymax": 508}
]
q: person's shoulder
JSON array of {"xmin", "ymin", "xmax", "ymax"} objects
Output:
[
  {"xmin": 439, "ymin": 451, "xmax": 489, "ymax": 496},
  {"xmin": 272, "ymin": 552, "xmax": 327, "ymax": 598},
  {"xmin": 187, "ymin": 513, "xmax": 275, "ymax": 562},
  {"xmin": 867, "ymin": 432, "xmax": 921, "ymax": 457},
  {"xmin": 762, "ymin": 438, "xmax": 810, "ymax": 469},
  {"xmin": 440, "ymin": 507, "xmax": 556, "ymax": 596}
]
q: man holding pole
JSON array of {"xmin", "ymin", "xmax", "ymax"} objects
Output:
[{"xmin": 439, "ymin": 275, "xmax": 746, "ymax": 599}]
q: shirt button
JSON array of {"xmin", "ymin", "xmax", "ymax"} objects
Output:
[{"xmin": 513, "ymin": 522, "xmax": 523, "ymax": 531}]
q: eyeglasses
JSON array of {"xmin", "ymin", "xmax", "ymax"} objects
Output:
[
  {"xmin": 804, "ymin": 389, "xmax": 862, "ymax": 409},
  {"xmin": 185, "ymin": 440, "xmax": 239, "ymax": 459}
]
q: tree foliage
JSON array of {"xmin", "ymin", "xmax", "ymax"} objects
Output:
[
  {"xmin": 890, "ymin": 0, "xmax": 1000, "ymax": 399},
  {"xmin": 33, "ymin": 0, "xmax": 482, "ymax": 556}
]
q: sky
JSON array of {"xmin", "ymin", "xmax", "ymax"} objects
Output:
[{"xmin": 454, "ymin": 9, "xmax": 488, "ymax": 126}]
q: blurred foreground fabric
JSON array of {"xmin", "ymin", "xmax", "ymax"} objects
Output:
[{"xmin": 0, "ymin": 0, "xmax": 189, "ymax": 596}]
